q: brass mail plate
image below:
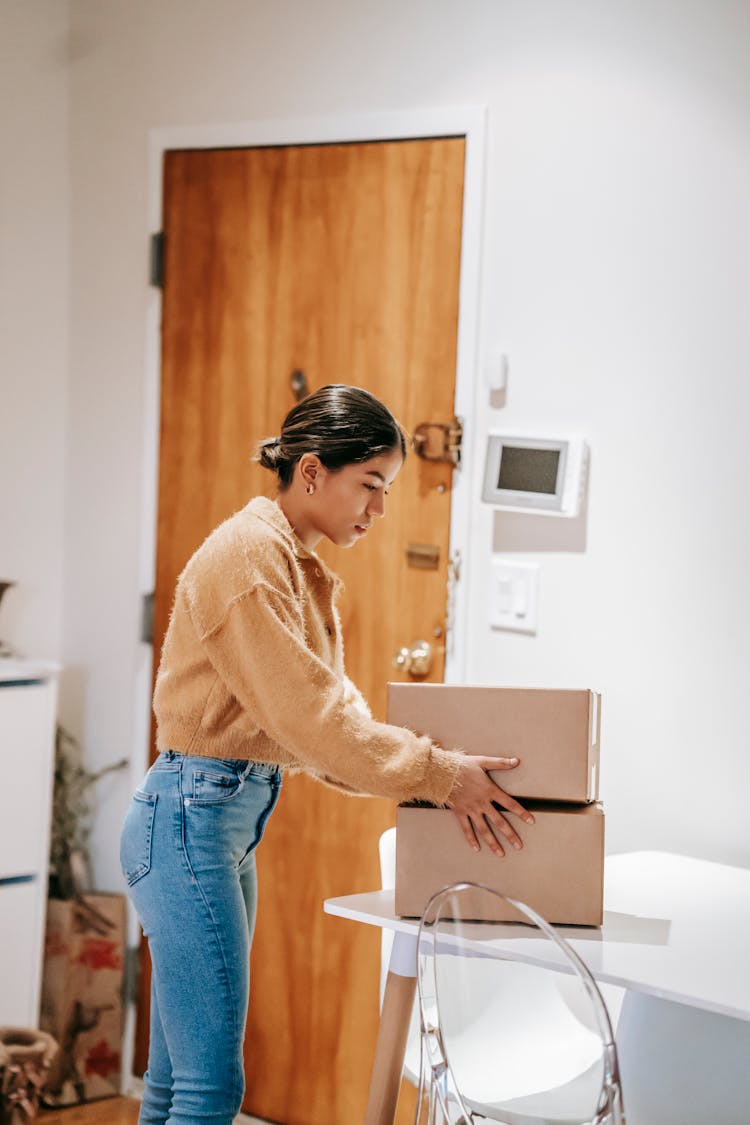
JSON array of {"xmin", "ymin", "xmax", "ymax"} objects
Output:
[{"xmin": 406, "ymin": 543, "xmax": 440, "ymax": 569}]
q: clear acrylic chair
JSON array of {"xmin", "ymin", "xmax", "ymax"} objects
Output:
[{"xmin": 414, "ymin": 881, "xmax": 625, "ymax": 1125}]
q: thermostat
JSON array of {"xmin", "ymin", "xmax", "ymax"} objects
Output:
[{"xmin": 482, "ymin": 433, "xmax": 589, "ymax": 517}]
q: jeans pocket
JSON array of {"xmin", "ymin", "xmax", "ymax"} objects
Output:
[
  {"xmin": 247, "ymin": 773, "xmax": 281, "ymax": 852},
  {"xmin": 190, "ymin": 766, "xmax": 243, "ymax": 805},
  {"xmin": 120, "ymin": 789, "xmax": 157, "ymax": 886}
]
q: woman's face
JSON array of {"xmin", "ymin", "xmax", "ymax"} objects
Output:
[{"xmin": 310, "ymin": 447, "xmax": 404, "ymax": 549}]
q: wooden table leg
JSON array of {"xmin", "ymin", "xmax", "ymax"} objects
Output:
[{"xmin": 364, "ymin": 932, "xmax": 417, "ymax": 1125}]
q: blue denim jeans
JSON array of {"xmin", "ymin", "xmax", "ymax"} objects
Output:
[{"xmin": 120, "ymin": 751, "xmax": 282, "ymax": 1125}]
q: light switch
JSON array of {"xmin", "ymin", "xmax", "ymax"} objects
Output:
[
  {"xmin": 490, "ymin": 560, "xmax": 540, "ymax": 634},
  {"xmin": 495, "ymin": 576, "xmax": 513, "ymax": 613}
]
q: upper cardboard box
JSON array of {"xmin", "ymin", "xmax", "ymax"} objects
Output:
[{"xmin": 387, "ymin": 683, "xmax": 600, "ymax": 802}]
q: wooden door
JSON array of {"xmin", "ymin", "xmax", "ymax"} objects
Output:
[{"xmin": 137, "ymin": 137, "xmax": 465, "ymax": 1124}]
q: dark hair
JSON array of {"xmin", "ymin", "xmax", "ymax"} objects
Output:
[{"xmin": 256, "ymin": 384, "xmax": 407, "ymax": 489}]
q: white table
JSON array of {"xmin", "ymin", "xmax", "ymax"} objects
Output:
[{"xmin": 324, "ymin": 851, "xmax": 750, "ymax": 1125}]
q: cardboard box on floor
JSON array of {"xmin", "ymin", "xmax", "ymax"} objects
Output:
[
  {"xmin": 387, "ymin": 683, "xmax": 600, "ymax": 802},
  {"xmin": 395, "ymin": 803, "xmax": 604, "ymax": 926},
  {"xmin": 40, "ymin": 893, "xmax": 125, "ymax": 1107}
]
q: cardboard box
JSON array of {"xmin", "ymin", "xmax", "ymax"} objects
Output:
[
  {"xmin": 395, "ymin": 803, "xmax": 604, "ymax": 926},
  {"xmin": 39, "ymin": 894, "xmax": 125, "ymax": 1107},
  {"xmin": 387, "ymin": 683, "xmax": 600, "ymax": 802}
]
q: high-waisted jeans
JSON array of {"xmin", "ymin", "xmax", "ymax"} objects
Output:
[{"xmin": 120, "ymin": 751, "xmax": 282, "ymax": 1125}]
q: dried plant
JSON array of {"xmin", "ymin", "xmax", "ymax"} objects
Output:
[{"xmin": 48, "ymin": 726, "xmax": 128, "ymax": 901}]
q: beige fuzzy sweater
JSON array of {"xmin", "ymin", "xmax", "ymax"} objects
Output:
[{"xmin": 153, "ymin": 497, "xmax": 462, "ymax": 804}]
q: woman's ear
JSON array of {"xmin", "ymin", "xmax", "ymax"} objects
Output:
[{"xmin": 298, "ymin": 453, "xmax": 322, "ymax": 492}]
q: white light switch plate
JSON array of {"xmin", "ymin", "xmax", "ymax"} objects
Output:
[{"xmin": 490, "ymin": 559, "xmax": 540, "ymax": 634}]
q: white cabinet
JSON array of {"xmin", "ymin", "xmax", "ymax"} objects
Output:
[{"xmin": 0, "ymin": 662, "xmax": 58, "ymax": 1027}]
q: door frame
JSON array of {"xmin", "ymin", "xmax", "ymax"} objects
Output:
[
  {"xmin": 133, "ymin": 104, "xmax": 485, "ymax": 811},
  {"xmin": 127, "ymin": 102, "xmax": 486, "ymax": 1090}
]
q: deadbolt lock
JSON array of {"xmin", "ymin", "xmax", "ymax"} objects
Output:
[{"xmin": 393, "ymin": 639, "xmax": 433, "ymax": 678}]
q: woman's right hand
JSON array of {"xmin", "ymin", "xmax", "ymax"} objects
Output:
[{"xmin": 445, "ymin": 755, "xmax": 535, "ymax": 856}]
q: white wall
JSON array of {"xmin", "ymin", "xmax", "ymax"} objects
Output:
[
  {"xmin": 9, "ymin": 0, "xmax": 740, "ymax": 889},
  {"xmin": 0, "ymin": 0, "xmax": 70, "ymax": 661},
  {"xmin": 465, "ymin": 2, "xmax": 750, "ymax": 865}
]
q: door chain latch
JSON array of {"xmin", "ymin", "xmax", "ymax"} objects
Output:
[{"xmin": 412, "ymin": 417, "xmax": 463, "ymax": 466}]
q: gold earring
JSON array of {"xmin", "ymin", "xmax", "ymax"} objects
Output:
[{"xmin": 306, "ymin": 483, "xmax": 315, "ymax": 495}]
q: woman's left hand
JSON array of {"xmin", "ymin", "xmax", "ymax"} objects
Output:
[{"xmin": 445, "ymin": 754, "xmax": 535, "ymax": 856}]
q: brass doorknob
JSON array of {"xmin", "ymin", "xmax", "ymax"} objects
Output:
[{"xmin": 392, "ymin": 639, "xmax": 433, "ymax": 677}]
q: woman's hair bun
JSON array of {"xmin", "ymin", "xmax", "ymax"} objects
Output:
[{"xmin": 255, "ymin": 435, "xmax": 283, "ymax": 470}]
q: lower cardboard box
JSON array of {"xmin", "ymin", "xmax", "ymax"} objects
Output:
[{"xmin": 395, "ymin": 801, "xmax": 604, "ymax": 926}]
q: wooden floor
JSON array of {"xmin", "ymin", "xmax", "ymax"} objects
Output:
[
  {"xmin": 40, "ymin": 1097, "xmax": 140, "ymax": 1124},
  {"xmin": 38, "ymin": 1095, "xmax": 269, "ymax": 1124}
]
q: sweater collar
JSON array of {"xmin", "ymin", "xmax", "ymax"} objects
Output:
[{"xmin": 246, "ymin": 496, "xmax": 343, "ymax": 588}]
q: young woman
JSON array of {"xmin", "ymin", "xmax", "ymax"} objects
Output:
[{"xmin": 120, "ymin": 384, "xmax": 533, "ymax": 1125}]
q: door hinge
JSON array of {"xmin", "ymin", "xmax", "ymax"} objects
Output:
[
  {"xmin": 149, "ymin": 231, "xmax": 165, "ymax": 288},
  {"xmin": 412, "ymin": 417, "xmax": 463, "ymax": 466},
  {"xmin": 123, "ymin": 944, "xmax": 142, "ymax": 1007},
  {"xmin": 140, "ymin": 592, "xmax": 155, "ymax": 645}
]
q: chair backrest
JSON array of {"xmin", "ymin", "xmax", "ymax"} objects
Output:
[
  {"xmin": 415, "ymin": 881, "xmax": 625, "ymax": 1125},
  {"xmin": 379, "ymin": 825, "xmax": 397, "ymax": 890},
  {"xmin": 378, "ymin": 827, "xmax": 397, "ymax": 1007}
]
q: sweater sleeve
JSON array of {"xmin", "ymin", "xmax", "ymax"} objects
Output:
[{"xmin": 194, "ymin": 580, "xmax": 462, "ymax": 804}]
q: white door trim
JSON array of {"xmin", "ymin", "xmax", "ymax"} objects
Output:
[{"xmin": 137, "ymin": 106, "xmax": 487, "ymax": 765}]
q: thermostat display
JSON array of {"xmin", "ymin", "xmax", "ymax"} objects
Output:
[{"xmin": 482, "ymin": 433, "xmax": 588, "ymax": 517}]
